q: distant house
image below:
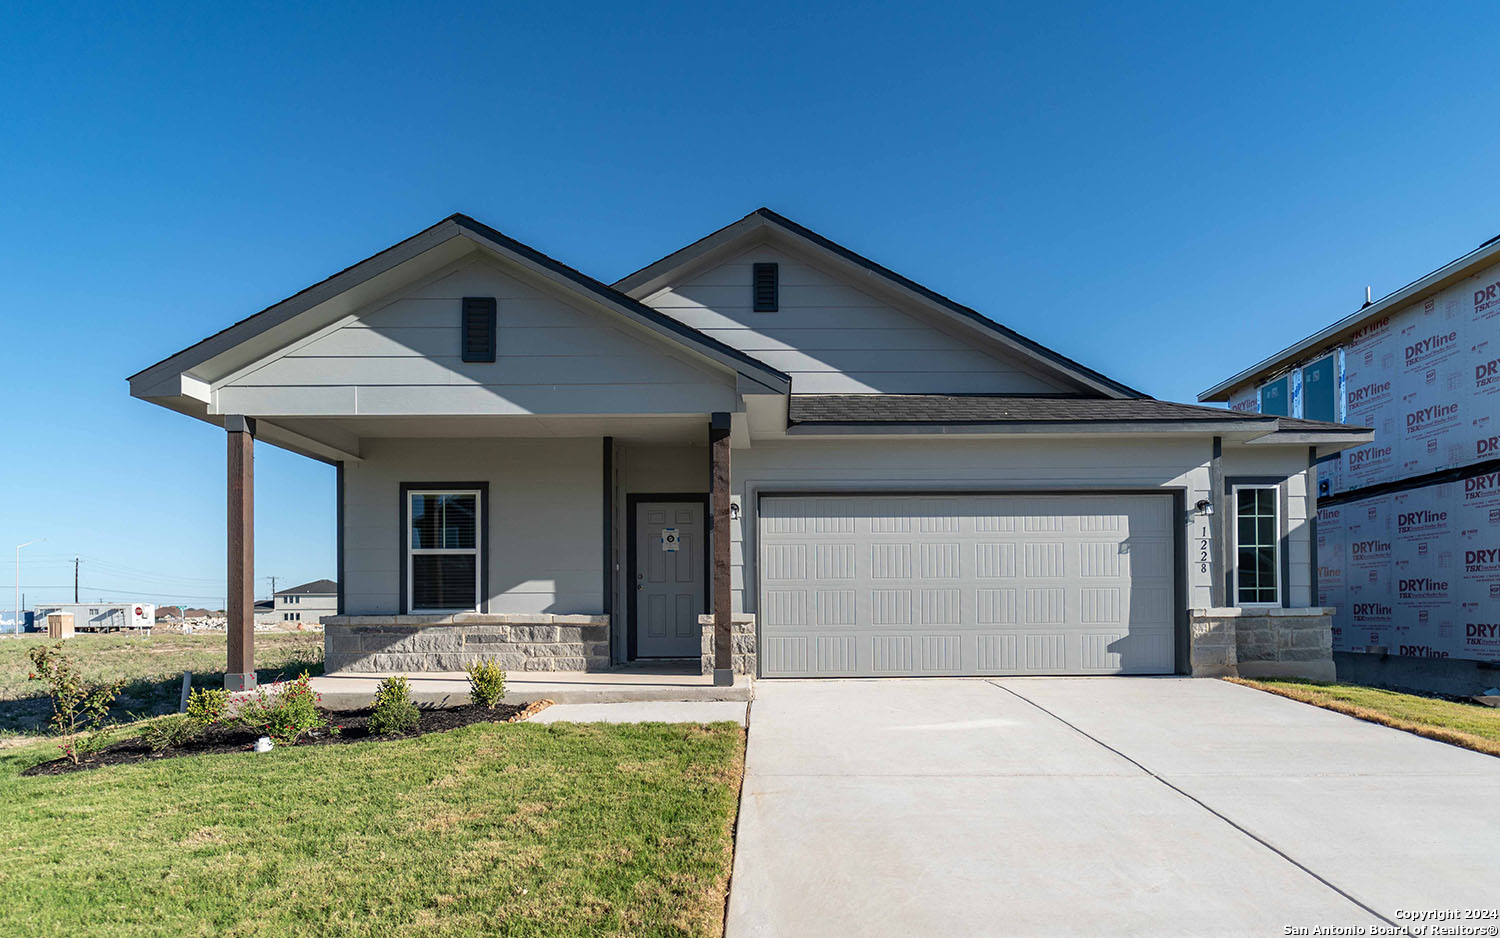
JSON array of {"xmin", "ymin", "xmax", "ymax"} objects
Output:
[{"xmin": 274, "ymin": 579, "xmax": 337, "ymax": 627}]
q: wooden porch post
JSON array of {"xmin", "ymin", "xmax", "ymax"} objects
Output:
[
  {"xmin": 709, "ymin": 412, "xmax": 734, "ymax": 686},
  {"xmin": 226, "ymin": 416, "xmax": 257, "ymax": 691}
]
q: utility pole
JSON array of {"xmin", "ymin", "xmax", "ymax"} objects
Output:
[{"xmin": 74, "ymin": 557, "xmax": 80, "ymax": 603}]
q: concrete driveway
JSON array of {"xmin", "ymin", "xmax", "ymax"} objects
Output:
[{"xmin": 727, "ymin": 678, "xmax": 1500, "ymax": 937}]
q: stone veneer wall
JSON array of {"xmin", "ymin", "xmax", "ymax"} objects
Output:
[
  {"xmin": 323, "ymin": 614, "xmax": 610, "ymax": 673},
  {"xmin": 698, "ymin": 614, "xmax": 756, "ymax": 676},
  {"xmin": 1188, "ymin": 608, "xmax": 1336, "ymax": 681}
]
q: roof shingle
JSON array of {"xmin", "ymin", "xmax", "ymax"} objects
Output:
[
  {"xmin": 787, "ymin": 395, "xmax": 1364, "ymax": 433},
  {"xmin": 276, "ymin": 578, "xmax": 337, "ymax": 596}
]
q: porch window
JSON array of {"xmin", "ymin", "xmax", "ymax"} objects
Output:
[
  {"xmin": 1233, "ymin": 486, "xmax": 1280, "ymax": 606},
  {"xmin": 407, "ymin": 489, "xmax": 482, "ymax": 611}
]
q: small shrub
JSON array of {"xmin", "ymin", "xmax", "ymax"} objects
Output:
[
  {"xmin": 368, "ymin": 676, "xmax": 420, "ymax": 735},
  {"xmin": 238, "ymin": 672, "xmax": 329, "ymax": 745},
  {"xmin": 185, "ymin": 687, "xmax": 230, "ymax": 728},
  {"xmin": 60, "ymin": 727, "xmax": 113, "ymax": 765},
  {"xmin": 26, "ymin": 643, "xmax": 125, "ymax": 764},
  {"xmin": 466, "ymin": 660, "xmax": 506, "ymax": 709},
  {"xmin": 141, "ymin": 715, "xmax": 197, "ymax": 753}
]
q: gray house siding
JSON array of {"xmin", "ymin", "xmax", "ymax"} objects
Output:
[
  {"xmin": 220, "ymin": 255, "xmax": 738, "ymax": 417},
  {"xmin": 641, "ymin": 245, "xmax": 1073, "ymax": 394},
  {"xmin": 272, "ymin": 591, "xmax": 337, "ymax": 624},
  {"xmin": 1218, "ymin": 446, "xmax": 1316, "ymax": 609},
  {"xmin": 342, "ymin": 437, "xmax": 604, "ymax": 615}
]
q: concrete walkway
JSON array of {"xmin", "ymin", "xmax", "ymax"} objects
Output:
[
  {"xmin": 728, "ymin": 678, "xmax": 1500, "ymax": 937},
  {"xmin": 527, "ymin": 700, "xmax": 748, "ymax": 724},
  {"xmin": 310, "ymin": 667, "xmax": 751, "ymax": 710}
]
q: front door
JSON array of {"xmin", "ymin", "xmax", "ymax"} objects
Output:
[{"xmin": 633, "ymin": 499, "xmax": 705, "ymax": 658}]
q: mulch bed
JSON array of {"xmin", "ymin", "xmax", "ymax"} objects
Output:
[{"xmin": 21, "ymin": 699, "xmax": 553, "ymax": 776}]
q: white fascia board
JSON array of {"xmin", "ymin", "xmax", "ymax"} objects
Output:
[
  {"xmin": 1243, "ymin": 429, "xmax": 1374, "ymax": 449},
  {"xmin": 1199, "ymin": 235, "xmax": 1500, "ymax": 402},
  {"xmin": 131, "ymin": 372, "xmax": 213, "ymax": 403}
]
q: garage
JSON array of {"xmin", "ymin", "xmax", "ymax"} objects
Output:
[{"xmin": 756, "ymin": 493, "xmax": 1177, "ymax": 677}]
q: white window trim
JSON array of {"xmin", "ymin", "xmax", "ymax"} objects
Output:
[
  {"xmin": 406, "ymin": 488, "xmax": 483, "ymax": 614},
  {"xmin": 1231, "ymin": 483, "xmax": 1281, "ymax": 608}
]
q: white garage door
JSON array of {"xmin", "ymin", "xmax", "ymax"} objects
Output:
[{"xmin": 757, "ymin": 493, "xmax": 1176, "ymax": 677}]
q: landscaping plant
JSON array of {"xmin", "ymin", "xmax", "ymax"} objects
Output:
[
  {"xmin": 237, "ymin": 672, "xmax": 331, "ymax": 745},
  {"xmin": 26, "ymin": 643, "xmax": 125, "ymax": 764},
  {"xmin": 140, "ymin": 715, "xmax": 197, "ymax": 753},
  {"xmin": 367, "ymin": 675, "xmax": 420, "ymax": 735},
  {"xmin": 466, "ymin": 659, "xmax": 506, "ymax": 709},
  {"xmin": 185, "ymin": 686, "xmax": 230, "ymax": 728}
]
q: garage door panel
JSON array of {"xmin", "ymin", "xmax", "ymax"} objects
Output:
[
  {"xmin": 758, "ymin": 493, "xmax": 1176, "ymax": 677},
  {"xmin": 975, "ymin": 542, "xmax": 1018, "ymax": 578}
]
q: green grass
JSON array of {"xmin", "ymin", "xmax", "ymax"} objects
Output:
[
  {"xmin": 1229, "ymin": 677, "xmax": 1500, "ymax": 756},
  {"xmin": 0, "ymin": 632, "xmax": 324, "ymax": 735},
  {"xmin": 0, "ymin": 719, "xmax": 745, "ymax": 938}
]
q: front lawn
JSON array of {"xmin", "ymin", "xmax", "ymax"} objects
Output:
[
  {"xmin": 1228, "ymin": 677, "xmax": 1500, "ymax": 757},
  {"xmin": 0, "ymin": 632, "xmax": 324, "ymax": 735},
  {"xmin": 0, "ymin": 718, "xmax": 745, "ymax": 937}
]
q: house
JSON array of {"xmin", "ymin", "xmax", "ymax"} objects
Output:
[
  {"xmin": 128, "ymin": 209, "xmax": 1369, "ymax": 691},
  {"xmin": 1200, "ymin": 233, "xmax": 1500, "ymax": 694},
  {"xmin": 274, "ymin": 578, "xmax": 337, "ymax": 626}
]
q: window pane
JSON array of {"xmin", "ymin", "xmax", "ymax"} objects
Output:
[
  {"xmin": 410, "ymin": 493, "xmax": 478, "ymax": 549},
  {"xmin": 411, "ymin": 494, "xmax": 441, "ymax": 549},
  {"xmin": 1255, "ymin": 545, "xmax": 1276, "ymax": 582},
  {"xmin": 1259, "ymin": 376, "xmax": 1289, "ymax": 417},
  {"xmin": 1238, "ymin": 516, "xmax": 1257, "ymax": 546},
  {"xmin": 441, "ymin": 494, "xmax": 477, "ymax": 549},
  {"xmin": 1257, "ymin": 488, "xmax": 1275, "ymax": 515},
  {"xmin": 1257, "ymin": 516, "xmax": 1275, "ymax": 547},
  {"xmin": 412, "ymin": 554, "xmax": 477, "ymax": 609},
  {"xmin": 1302, "ymin": 357, "xmax": 1337, "ymax": 423},
  {"xmin": 1236, "ymin": 487, "xmax": 1279, "ymax": 604}
]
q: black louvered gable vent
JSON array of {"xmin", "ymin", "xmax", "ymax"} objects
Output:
[
  {"xmin": 461, "ymin": 297, "xmax": 496, "ymax": 362},
  {"xmin": 752, "ymin": 262, "xmax": 779, "ymax": 312}
]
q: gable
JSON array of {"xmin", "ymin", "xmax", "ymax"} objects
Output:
[
  {"xmin": 217, "ymin": 254, "xmax": 739, "ymax": 417},
  {"xmin": 640, "ymin": 243, "xmax": 1077, "ymax": 395}
]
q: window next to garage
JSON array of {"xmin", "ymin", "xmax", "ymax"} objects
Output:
[
  {"xmin": 405, "ymin": 487, "xmax": 484, "ymax": 612},
  {"xmin": 1233, "ymin": 486, "xmax": 1280, "ymax": 606}
]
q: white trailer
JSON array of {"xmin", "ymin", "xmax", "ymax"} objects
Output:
[{"xmin": 31, "ymin": 603, "xmax": 155, "ymax": 634}]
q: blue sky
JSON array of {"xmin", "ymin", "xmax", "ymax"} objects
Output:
[{"xmin": 3, "ymin": 1, "xmax": 1499, "ymax": 610}]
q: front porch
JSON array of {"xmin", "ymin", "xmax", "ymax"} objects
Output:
[{"xmin": 214, "ymin": 413, "xmax": 751, "ymax": 691}]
